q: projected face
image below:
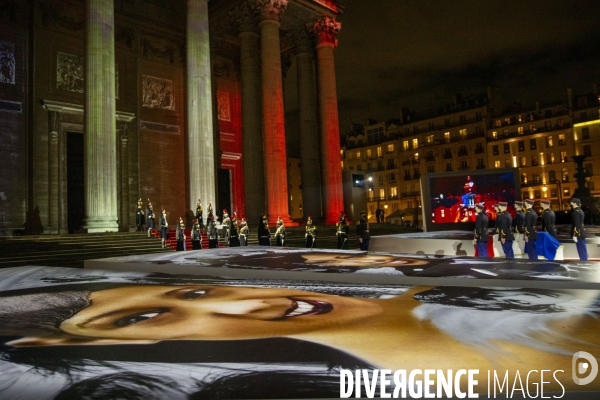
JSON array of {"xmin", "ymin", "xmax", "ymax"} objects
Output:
[
  {"xmin": 60, "ymin": 285, "xmax": 378, "ymax": 341},
  {"xmin": 300, "ymin": 253, "xmax": 428, "ymax": 267}
]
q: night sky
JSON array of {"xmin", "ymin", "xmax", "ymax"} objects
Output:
[{"xmin": 284, "ymin": 0, "xmax": 600, "ymax": 155}]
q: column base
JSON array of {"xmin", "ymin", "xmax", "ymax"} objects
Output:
[{"xmin": 84, "ymin": 215, "xmax": 119, "ymax": 233}]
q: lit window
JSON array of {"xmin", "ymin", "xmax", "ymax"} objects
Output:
[
  {"xmin": 379, "ymin": 188, "xmax": 385, "ymax": 199},
  {"xmin": 492, "ymin": 131, "xmax": 498, "ymax": 139},
  {"xmin": 494, "ymin": 160, "xmax": 500, "ymax": 168},
  {"xmin": 412, "ymin": 139, "xmax": 418, "ymax": 149},
  {"xmin": 459, "ymin": 128, "xmax": 467, "ymax": 138},
  {"xmin": 366, "ymin": 149, "xmax": 372, "ymax": 158},
  {"xmin": 518, "ymin": 126, "xmax": 524, "ymax": 135},
  {"xmin": 377, "ymin": 146, "xmax": 382, "ymax": 157},
  {"xmin": 387, "ymin": 144, "xmax": 394, "ymax": 152},
  {"xmin": 403, "ymin": 141, "xmax": 409, "ymax": 151},
  {"xmin": 444, "ymin": 132, "xmax": 450, "ymax": 142},
  {"xmin": 356, "ymin": 151, "xmax": 361, "ymax": 159},
  {"xmin": 426, "ymin": 134, "xmax": 434, "ymax": 143}
]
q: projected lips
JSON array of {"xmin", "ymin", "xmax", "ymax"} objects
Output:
[{"xmin": 284, "ymin": 299, "xmax": 333, "ymax": 318}]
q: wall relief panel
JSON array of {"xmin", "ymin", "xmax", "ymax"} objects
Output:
[
  {"xmin": 142, "ymin": 74, "xmax": 175, "ymax": 110},
  {"xmin": 56, "ymin": 52, "xmax": 84, "ymax": 93},
  {"xmin": 217, "ymin": 90, "xmax": 231, "ymax": 122},
  {"xmin": 0, "ymin": 40, "xmax": 15, "ymax": 84}
]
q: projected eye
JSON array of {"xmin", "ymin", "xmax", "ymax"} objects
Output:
[
  {"xmin": 114, "ymin": 308, "xmax": 168, "ymax": 327},
  {"xmin": 183, "ymin": 289, "xmax": 207, "ymax": 299}
]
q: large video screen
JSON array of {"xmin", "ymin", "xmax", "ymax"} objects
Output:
[{"xmin": 421, "ymin": 168, "xmax": 520, "ymax": 232}]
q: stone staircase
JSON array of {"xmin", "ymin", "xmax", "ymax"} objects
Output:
[{"xmin": 0, "ymin": 223, "xmax": 418, "ymax": 269}]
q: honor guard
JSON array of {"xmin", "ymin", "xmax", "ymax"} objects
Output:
[
  {"xmin": 541, "ymin": 200, "xmax": 558, "ymax": 239},
  {"xmin": 570, "ymin": 198, "xmax": 588, "ymax": 261},
  {"xmin": 513, "ymin": 201, "xmax": 525, "ymax": 234},
  {"xmin": 176, "ymin": 217, "xmax": 186, "ymax": 252},
  {"xmin": 305, "ymin": 216, "xmax": 317, "ymax": 248},
  {"xmin": 146, "ymin": 199, "xmax": 155, "ymax": 237},
  {"xmin": 356, "ymin": 211, "xmax": 370, "ymax": 251},
  {"xmin": 474, "ymin": 203, "xmax": 489, "ymax": 257},
  {"xmin": 239, "ymin": 218, "xmax": 249, "ymax": 246},
  {"xmin": 336, "ymin": 213, "xmax": 350, "ymax": 250},
  {"xmin": 208, "ymin": 217, "xmax": 219, "ymax": 248},
  {"xmin": 228, "ymin": 213, "xmax": 240, "ymax": 247},
  {"xmin": 258, "ymin": 214, "xmax": 271, "ymax": 246},
  {"xmin": 496, "ymin": 201, "xmax": 514, "ymax": 258},
  {"xmin": 221, "ymin": 209, "xmax": 231, "ymax": 244},
  {"xmin": 524, "ymin": 199, "xmax": 538, "ymax": 259},
  {"xmin": 275, "ymin": 217, "xmax": 286, "ymax": 247},
  {"xmin": 191, "ymin": 219, "xmax": 202, "ymax": 250},
  {"xmin": 135, "ymin": 197, "xmax": 145, "ymax": 232},
  {"xmin": 160, "ymin": 209, "xmax": 169, "ymax": 249},
  {"xmin": 195, "ymin": 199, "xmax": 204, "ymax": 229},
  {"xmin": 206, "ymin": 203, "xmax": 214, "ymax": 226}
]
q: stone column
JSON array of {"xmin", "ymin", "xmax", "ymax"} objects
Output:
[
  {"xmin": 231, "ymin": 1, "xmax": 265, "ymax": 222},
  {"xmin": 47, "ymin": 110, "xmax": 59, "ymax": 234},
  {"xmin": 187, "ymin": 0, "xmax": 216, "ymax": 214},
  {"xmin": 84, "ymin": 0, "xmax": 118, "ymax": 233},
  {"xmin": 116, "ymin": 114, "xmax": 134, "ymax": 230},
  {"xmin": 291, "ymin": 27, "xmax": 322, "ymax": 220},
  {"xmin": 312, "ymin": 15, "xmax": 344, "ymax": 225},
  {"xmin": 254, "ymin": 0, "xmax": 291, "ymax": 224}
]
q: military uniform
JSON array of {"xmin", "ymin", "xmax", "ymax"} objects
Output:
[
  {"xmin": 356, "ymin": 212, "xmax": 370, "ymax": 251},
  {"xmin": 135, "ymin": 197, "xmax": 145, "ymax": 231},
  {"xmin": 191, "ymin": 219, "xmax": 202, "ymax": 250},
  {"xmin": 195, "ymin": 200, "xmax": 204, "ymax": 229},
  {"xmin": 239, "ymin": 218, "xmax": 249, "ymax": 246},
  {"xmin": 496, "ymin": 202, "xmax": 514, "ymax": 258},
  {"xmin": 336, "ymin": 215, "xmax": 350, "ymax": 250},
  {"xmin": 275, "ymin": 217, "xmax": 286, "ymax": 247},
  {"xmin": 541, "ymin": 204, "xmax": 558, "ymax": 239},
  {"xmin": 229, "ymin": 214, "xmax": 240, "ymax": 247},
  {"xmin": 474, "ymin": 204, "xmax": 489, "ymax": 257},
  {"xmin": 570, "ymin": 198, "xmax": 588, "ymax": 261},
  {"xmin": 146, "ymin": 200, "xmax": 155, "ymax": 237},
  {"xmin": 513, "ymin": 202, "xmax": 525, "ymax": 234},
  {"xmin": 221, "ymin": 210, "xmax": 230, "ymax": 244},
  {"xmin": 524, "ymin": 199, "xmax": 538, "ymax": 259},
  {"xmin": 305, "ymin": 217, "xmax": 317, "ymax": 248},
  {"xmin": 159, "ymin": 209, "xmax": 169, "ymax": 248},
  {"xmin": 176, "ymin": 218, "xmax": 186, "ymax": 252},
  {"xmin": 258, "ymin": 214, "xmax": 271, "ymax": 246},
  {"xmin": 208, "ymin": 218, "xmax": 219, "ymax": 248}
]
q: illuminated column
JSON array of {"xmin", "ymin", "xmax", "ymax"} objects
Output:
[
  {"xmin": 187, "ymin": 0, "xmax": 216, "ymax": 214},
  {"xmin": 254, "ymin": 0, "xmax": 291, "ymax": 224},
  {"xmin": 84, "ymin": 0, "xmax": 118, "ymax": 232},
  {"xmin": 312, "ymin": 15, "xmax": 344, "ymax": 225},
  {"xmin": 231, "ymin": 1, "xmax": 265, "ymax": 221},
  {"xmin": 291, "ymin": 27, "xmax": 322, "ymax": 220}
]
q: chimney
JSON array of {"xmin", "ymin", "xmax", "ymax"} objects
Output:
[
  {"xmin": 400, "ymin": 107, "xmax": 410, "ymax": 124},
  {"xmin": 453, "ymin": 93, "xmax": 462, "ymax": 108}
]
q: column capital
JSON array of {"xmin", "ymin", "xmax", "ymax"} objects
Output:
[
  {"xmin": 252, "ymin": 0, "xmax": 288, "ymax": 23},
  {"xmin": 289, "ymin": 27, "xmax": 314, "ymax": 55},
  {"xmin": 311, "ymin": 15, "xmax": 341, "ymax": 47},
  {"xmin": 230, "ymin": 0, "xmax": 259, "ymax": 34}
]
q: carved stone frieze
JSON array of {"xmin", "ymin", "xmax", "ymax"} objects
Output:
[
  {"xmin": 216, "ymin": 90, "xmax": 231, "ymax": 122},
  {"xmin": 39, "ymin": 2, "xmax": 85, "ymax": 31},
  {"xmin": 311, "ymin": 15, "xmax": 341, "ymax": 47},
  {"xmin": 230, "ymin": 0, "xmax": 258, "ymax": 34},
  {"xmin": 0, "ymin": 40, "xmax": 16, "ymax": 84},
  {"xmin": 141, "ymin": 36, "xmax": 176, "ymax": 64},
  {"xmin": 252, "ymin": 0, "xmax": 288, "ymax": 22},
  {"xmin": 142, "ymin": 75, "xmax": 175, "ymax": 110},
  {"xmin": 56, "ymin": 52, "xmax": 84, "ymax": 93}
]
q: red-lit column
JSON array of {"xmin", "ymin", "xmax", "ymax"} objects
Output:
[
  {"xmin": 291, "ymin": 27, "xmax": 322, "ymax": 220},
  {"xmin": 254, "ymin": 0, "xmax": 291, "ymax": 225},
  {"xmin": 313, "ymin": 15, "xmax": 344, "ymax": 225},
  {"xmin": 231, "ymin": 1, "xmax": 265, "ymax": 222}
]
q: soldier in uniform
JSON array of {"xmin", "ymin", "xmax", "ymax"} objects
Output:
[
  {"xmin": 275, "ymin": 217, "xmax": 286, "ymax": 247},
  {"xmin": 474, "ymin": 203, "xmax": 489, "ymax": 257},
  {"xmin": 208, "ymin": 217, "xmax": 219, "ymax": 248},
  {"xmin": 257, "ymin": 214, "xmax": 271, "ymax": 246},
  {"xmin": 195, "ymin": 199, "xmax": 204, "ymax": 229},
  {"xmin": 356, "ymin": 211, "xmax": 370, "ymax": 251},
  {"xmin": 305, "ymin": 216, "xmax": 317, "ymax": 248},
  {"xmin": 206, "ymin": 203, "xmax": 214, "ymax": 226},
  {"xmin": 336, "ymin": 213, "xmax": 350, "ymax": 250},
  {"xmin": 176, "ymin": 217, "xmax": 186, "ymax": 252},
  {"xmin": 513, "ymin": 201, "xmax": 525, "ymax": 234},
  {"xmin": 524, "ymin": 199, "xmax": 538, "ymax": 259},
  {"xmin": 570, "ymin": 198, "xmax": 588, "ymax": 261},
  {"xmin": 146, "ymin": 199, "xmax": 155, "ymax": 237},
  {"xmin": 135, "ymin": 197, "xmax": 145, "ymax": 232},
  {"xmin": 228, "ymin": 212, "xmax": 240, "ymax": 247},
  {"xmin": 239, "ymin": 218, "xmax": 249, "ymax": 246},
  {"xmin": 496, "ymin": 201, "xmax": 514, "ymax": 258},
  {"xmin": 159, "ymin": 208, "xmax": 169, "ymax": 249},
  {"xmin": 541, "ymin": 200, "xmax": 558, "ymax": 239},
  {"xmin": 191, "ymin": 219, "xmax": 202, "ymax": 250},
  {"xmin": 221, "ymin": 209, "xmax": 231, "ymax": 244}
]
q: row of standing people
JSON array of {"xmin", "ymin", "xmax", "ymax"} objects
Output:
[{"xmin": 474, "ymin": 197, "xmax": 588, "ymax": 260}]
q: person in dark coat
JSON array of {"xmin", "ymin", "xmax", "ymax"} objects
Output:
[
  {"xmin": 239, "ymin": 218, "xmax": 249, "ymax": 246},
  {"xmin": 176, "ymin": 218, "xmax": 186, "ymax": 252},
  {"xmin": 257, "ymin": 214, "xmax": 271, "ymax": 246},
  {"xmin": 221, "ymin": 209, "xmax": 231, "ymax": 244},
  {"xmin": 160, "ymin": 209, "xmax": 169, "ymax": 249},
  {"xmin": 274, "ymin": 217, "xmax": 286, "ymax": 247},
  {"xmin": 513, "ymin": 201, "xmax": 525, "ymax": 234},
  {"xmin": 496, "ymin": 201, "xmax": 514, "ymax": 258},
  {"xmin": 356, "ymin": 211, "xmax": 370, "ymax": 251},
  {"xmin": 524, "ymin": 199, "xmax": 538, "ymax": 259},
  {"xmin": 195, "ymin": 199, "xmax": 204, "ymax": 230},
  {"xmin": 305, "ymin": 216, "xmax": 317, "ymax": 248},
  {"xmin": 206, "ymin": 203, "xmax": 214, "ymax": 226},
  {"xmin": 228, "ymin": 213, "xmax": 240, "ymax": 247},
  {"xmin": 474, "ymin": 203, "xmax": 489, "ymax": 257},
  {"xmin": 570, "ymin": 198, "xmax": 588, "ymax": 261},
  {"xmin": 135, "ymin": 197, "xmax": 145, "ymax": 232},
  {"xmin": 191, "ymin": 219, "xmax": 202, "ymax": 250},
  {"xmin": 336, "ymin": 214, "xmax": 350, "ymax": 250},
  {"xmin": 541, "ymin": 200, "xmax": 558, "ymax": 239},
  {"xmin": 208, "ymin": 217, "xmax": 219, "ymax": 249},
  {"xmin": 146, "ymin": 199, "xmax": 155, "ymax": 237}
]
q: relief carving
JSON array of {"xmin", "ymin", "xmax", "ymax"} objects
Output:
[
  {"xmin": 56, "ymin": 52, "xmax": 84, "ymax": 93},
  {"xmin": 142, "ymin": 75, "xmax": 175, "ymax": 110},
  {"xmin": 217, "ymin": 90, "xmax": 231, "ymax": 122},
  {"xmin": 0, "ymin": 40, "xmax": 16, "ymax": 84},
  {"xmin": 311, "ymin": 15, "xmax": 341, "ymax": 46},
  {"xmin": 39, "ymin": 2, "xmax": 85, "ymax": 31},
  {"xmin": 141, "ymin": 36, "xmax": 176, "ymax": 64},
  {"xmin": 252, "ymin": 0, "xmax": 288, "ymax": 22}
]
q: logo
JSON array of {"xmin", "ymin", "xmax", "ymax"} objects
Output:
[{"xmin": 572, "ymin": 351, "xmax": 598, "ymax": 385}]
